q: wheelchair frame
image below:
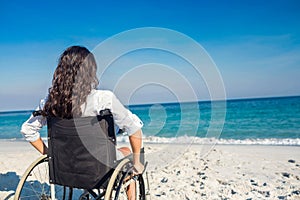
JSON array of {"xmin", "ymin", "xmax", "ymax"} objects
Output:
[
  {"xmin": 14, "ymin": 155, "xmax": 146, "ymax": 200},
  {"xmin": 14, "ymin": 109, "xmax": 148, "ymax": 200}
]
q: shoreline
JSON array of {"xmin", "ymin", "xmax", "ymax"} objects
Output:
[
  {"xmin": 1, "ymin": 138, "xmax": 300, "ymax": 147},
  {"xmin": 1, "ymin": 141, "xmax": 299, "ymax": 199},
  {"xmin": 2, "ymin": 136, "xmax": 300, "ymax": 146}
]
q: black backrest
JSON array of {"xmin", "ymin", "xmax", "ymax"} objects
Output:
[{"xmin": 47, "ymin": 109, "xmax": 117, "ymax": 189}]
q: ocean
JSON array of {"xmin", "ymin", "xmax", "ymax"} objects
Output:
[{"xmin": 1, "ymin": 96, "xmax": 299, "ymax": 145}]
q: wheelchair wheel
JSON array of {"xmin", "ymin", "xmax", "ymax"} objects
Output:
[
  {"xmin": 14, "ymin": 155, "xmax": 83, "ymax": 200},
  {"xmin": 104, "ymin": 158, "xmax": 146, "ymax": 200}
]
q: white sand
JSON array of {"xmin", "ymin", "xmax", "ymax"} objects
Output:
[{"xmin": 0, "ymin": 140, "xmax": 299, "ymax": 199}]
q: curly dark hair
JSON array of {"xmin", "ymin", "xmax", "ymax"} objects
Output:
[{"xmin": 43, "ymin": 46, "xmax": 98, "ymax": 118}]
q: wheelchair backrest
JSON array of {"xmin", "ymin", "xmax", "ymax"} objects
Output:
[{"xmin": 47, "ymin": 109, "xmax": 117, "ymax": 189}]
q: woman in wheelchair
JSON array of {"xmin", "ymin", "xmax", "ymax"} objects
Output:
[{"xmin": 19, "ymin": 46, "xmax": 145, "ymax": 200}]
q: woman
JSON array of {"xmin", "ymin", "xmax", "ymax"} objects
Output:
[{"xmin": 21, "ymin": 46, "xmax": 144, "ymax": 176}]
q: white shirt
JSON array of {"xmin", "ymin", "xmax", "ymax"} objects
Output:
[{"xmin": 21, "ymin": 89, "xmax": 143, "ymax": 142}]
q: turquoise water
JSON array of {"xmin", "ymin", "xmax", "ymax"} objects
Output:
[{"xmin": 1, "ymin": 96, "xmax": 300, "ymax": 145}]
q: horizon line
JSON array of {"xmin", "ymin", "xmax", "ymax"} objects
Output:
[{"xmin": 127, "ymin": 94, "xmax": 300, "ymax": 107}]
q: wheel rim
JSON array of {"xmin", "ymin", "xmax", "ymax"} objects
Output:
[
  {"xmin": 107, "ymin": 160, "xmax": 146, "ymax": 200},
  {"xmin": 15, "ymin": 156, "xmax": 83, "ymax": 200},
  {"xmin": 17, "ymin": 157, "xmax": 52, "ymax": 199}
]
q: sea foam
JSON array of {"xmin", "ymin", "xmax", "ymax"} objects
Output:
[{"xmin": 116, "ymin": 135, "xmax": 300, "ymax": 146}]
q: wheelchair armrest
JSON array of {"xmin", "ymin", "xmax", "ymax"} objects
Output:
[{"xmin": 140, "ymin": 147, "xmax": 145, "ymax": 165}]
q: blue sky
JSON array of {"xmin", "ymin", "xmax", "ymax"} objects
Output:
[{"xmin": 0, "ymin": 0, "xmax": 300, "ymax": 111}]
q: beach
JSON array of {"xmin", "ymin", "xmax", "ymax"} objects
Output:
[{"xmin": 0, "ymin": 140, "xmax": 299, "ymax": 200}]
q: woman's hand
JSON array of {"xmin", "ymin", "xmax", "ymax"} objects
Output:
[{"xmin": 133, "ymin": 161, "xmax": 144, "ymax": 175}]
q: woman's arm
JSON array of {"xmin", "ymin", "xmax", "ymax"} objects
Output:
[
  {"xmin": 30, "ymin": 137, "xmax": 48, "ymax": 155},
  {"xmin": 20, "ymin": 113, "xmax": 45, "ymax": 142},
  {"xmin": 129, "ymin": 129, "xmax": 142, "ymax": 163},
  {"xmin": 108, "ymin": 91, "xmax": 144, "ymax": 173},
  {"xmin": 129, "ymin": 129, "xmax": 144, "ymax": 174}
]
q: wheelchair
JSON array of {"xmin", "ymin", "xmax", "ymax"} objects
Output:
[{"xmin": 14, "ymin": 109, "xmax": 148, "ymax": 200}]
